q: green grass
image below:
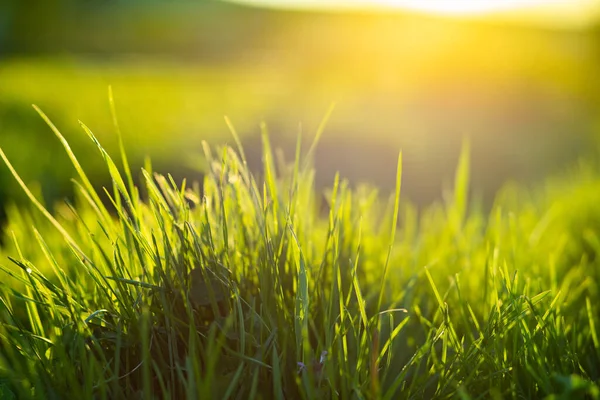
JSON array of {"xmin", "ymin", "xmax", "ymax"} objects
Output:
[{"xmin": 0, "ymin": 106, "xmax": 599, "ymax": 399}]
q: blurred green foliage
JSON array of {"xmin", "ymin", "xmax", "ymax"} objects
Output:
[{"xmin": 1, "ymin": 0, "xmax": 600, "ymax": 213}]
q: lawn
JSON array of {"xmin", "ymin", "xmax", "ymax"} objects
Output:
[{"xmin": 0, "ymin": 106, "xmax": 598, "ymax": 399}]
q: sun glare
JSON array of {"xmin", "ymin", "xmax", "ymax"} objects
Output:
[
  {"xmin": 374, "ymin": 0, "xmax": 539, "ymax": 15},
  {"xmin": 230, "ymin": 0, "xmax": 600, "ymax": 28}
]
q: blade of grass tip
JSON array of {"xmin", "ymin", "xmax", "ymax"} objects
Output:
[
  {"xmin": 453, "ymin": 138, "xmax": 470, "ymax": 226},
  {"xmin": 108, "ymin": 85, "xmax": 137, "ymax": 204},
  {"xmin": 261, "ymin": 122, "xmax": 280, "ymax": 228},
  {"xmin": 302, "ymin": 102, "xmax": 336, "ymax": 172},
  {"xmin": 377, "ymin": 151, "xmax": 402, "ymax": 312},
  {"xmin": 224, "ymin": 116, "xmax": 248, "ymax": 166},
  {"xmin": 219, "ymin": 146, "xmax": 230, "ymax": 254},
  {"xmin": 0, "ymin": 147, "xmax": 84, "ymax": 256},
  {"xmin": 101, "ymin": 187, "xmax": 152, "ymax": 257},
  {"xmin": 288, "ymin": 126, "xmax": 302, "ymax": 216},
  {"xmin": 32, "ymin": 105, "xmax": 111, "ymax": 224},
  {"xmin": 79, "ymin": 121, "xmax": 134, "ymax": 213},
  {"xmin": 144, "ymin": 155, "xmax": 154, "ymax": 178},
  {"xmin": 224, "ymin": 117, "xmax": 263, "ymax": 215},
  {"xmin": 425, "ymin": 267, "xmax": 445, "ymax": 310}
]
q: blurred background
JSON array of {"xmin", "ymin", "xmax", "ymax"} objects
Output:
[{"xmin": 1, "ymin": 0, "xmax": 600, "ymax": 216}]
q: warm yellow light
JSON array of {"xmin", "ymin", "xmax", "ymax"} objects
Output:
[
  {"xmin": 374, "ymin": 0, "xmax": 539, "ymax": 15},
  {"xmin": 229, "ymin": 0, "xmax": 600, "ymax": 28}
]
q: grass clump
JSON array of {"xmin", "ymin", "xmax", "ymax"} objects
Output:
[{"xmin": 0, "ymin": 106, "xmax": 598, "ymax": 399}]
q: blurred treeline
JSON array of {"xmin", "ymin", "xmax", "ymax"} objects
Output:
[{"xmin": 1, "ymin": 0, "xmax": 600, "ymax": 216}]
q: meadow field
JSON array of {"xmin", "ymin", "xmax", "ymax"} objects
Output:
[
  {"xmin": 0, "ymin": 107, "xmax": 599, "ymax": 398},
  {"xmin": 1, "ymin": 1, "xmax": 600, "ymax": 398}
]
